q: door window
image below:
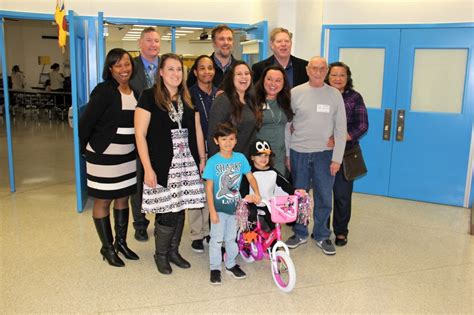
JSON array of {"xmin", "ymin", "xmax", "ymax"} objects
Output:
[
  {"xmin": 411, "ymin": 49, "xmax": 467, "ymax": 114},
  {"xmin": 340, "ymin": 48, "xmax": 385, "ymax": 109}
]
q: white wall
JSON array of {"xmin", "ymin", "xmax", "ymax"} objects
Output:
[
  {"xmin": 323, "ymin": 0, "xmax": 474, "ymax": 24},
  {"xmin": 4, "ymin": 21, "xmax": 69, "ymax": 88},
  {"xmin": 0, "ymin": 0, "xmax": 265, "ymax": 24},
  {"xmin": 2, "ymin": 0, "xmax": 472, "ymax": 72}
]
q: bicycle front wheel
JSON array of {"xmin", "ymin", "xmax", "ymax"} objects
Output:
[{"xmin": 271, "ymin": 250, "xmax": 296, "ymax": 292}]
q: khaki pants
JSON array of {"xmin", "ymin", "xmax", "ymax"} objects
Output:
[{"xmin": 187, "ymin": 204, "xmax": 210, "ymax": 240}]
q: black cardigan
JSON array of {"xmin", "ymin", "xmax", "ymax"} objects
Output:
[
  {"xmin": 137, "ymin": 88, "xmax": 199, "ymax": 188},
  {"xmin": 251, "ymin": 55, "xmax": 309, "ymax": 88},
  {"xmin": 79, "ymin": 80, "xmax": 139, "ymax": 154}
]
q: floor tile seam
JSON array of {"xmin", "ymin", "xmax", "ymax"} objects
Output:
[
  {"xmin": 0, "ymin": 179, "xmax": 75, "ymax": 199},
  {"xmin": 356, "ymin": 214, "xmax": 471, "ymax": 236},
  {"xmin": 295, "ymin": 261, "xmax": 474, "ymax": 292}
]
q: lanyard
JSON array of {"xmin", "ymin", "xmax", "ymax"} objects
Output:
[{"xmin": 197, "ymin": 92, "xmax": 215, "ymax": 122}]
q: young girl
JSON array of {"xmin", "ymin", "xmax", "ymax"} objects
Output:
[{"xmin": 241, "ymin": 139, "xmax": 304, "ymax": 231}]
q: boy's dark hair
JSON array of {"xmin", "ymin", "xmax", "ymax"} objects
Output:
[{"xmin": 213, "ymin": 122, "xmax": 237, "ymax": 139}]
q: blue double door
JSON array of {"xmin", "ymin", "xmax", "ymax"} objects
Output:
[{"xmin": 328, "ymin": 26, "xmax": 474, "ymax": 207}]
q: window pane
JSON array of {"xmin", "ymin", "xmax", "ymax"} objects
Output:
[
  {"xmin": 411, "ymin": 49, "xmax": 467, "ymax": 114},
  {"xmin": 340, "ymin": 48, "xmax": 385, "ymax": 109}
]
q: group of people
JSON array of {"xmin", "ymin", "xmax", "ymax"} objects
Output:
[
  {"xmin": 11, "ymin": 63, "xmax": 66, "ymax": 91},
  {"xmin": 79, "ymin": 24, "xmax": 368, "ymax": 285}
]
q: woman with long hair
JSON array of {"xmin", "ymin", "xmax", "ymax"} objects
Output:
[
  {"xmin": 254, "ymin": 65, "xmax": 293, "ymax": 175},
  {"xmin": 206, "ymin": 60, "xmax": 262, "ymax": 157},
  {"xmin": 135, "ymin": 53, "xmax": 206, "ymax": 274}
]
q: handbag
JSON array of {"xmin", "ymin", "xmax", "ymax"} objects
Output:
[{"xmin": 342, "ymin": 143, "xmax": 367, "ymax": 181}]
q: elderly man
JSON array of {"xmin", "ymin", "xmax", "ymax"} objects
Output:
[
  {"xmin": 129, "ymin": 27, "xmax": 161, "ymax": 241},
  {"xmin": 187, "ymin": 24, "xmax": 237, "ymax": 88},
  {"xmin": 285, "ymin": 56, "xmax": 347, "ymax": 255},
  {"xmin": 252, "ymin": 27, "xmax": 308, "ymax": 88}
]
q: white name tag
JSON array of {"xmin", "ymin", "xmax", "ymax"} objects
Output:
[{"xmin": 317, "ymin": 104, "xmax": 330, "ymax": 113}]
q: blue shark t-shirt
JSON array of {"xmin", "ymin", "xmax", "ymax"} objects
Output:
[{"xmin": 203, "ymin": 152, "xmax": 251, "ymax": 215}]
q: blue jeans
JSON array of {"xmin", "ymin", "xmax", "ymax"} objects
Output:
[
  {"xmin": 290, "ymin": 149, "xmax": 335, "ymax": 241},
  {"xmin": 209, "ymin": 212, "xmax": 238, "ymax": 271}
]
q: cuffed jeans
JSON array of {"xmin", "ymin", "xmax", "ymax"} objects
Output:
[
  {"xmin": 290, "ymin": 149, "xmax": 335, "ymax": 241},
  {"xmin": 209, "ymin": 212, "xmax": 238, "ymax": 271}
]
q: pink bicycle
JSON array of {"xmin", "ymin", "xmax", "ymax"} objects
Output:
[{"xmin": 236, "ymin": 193, "xmax": 310, "ymax": 293}]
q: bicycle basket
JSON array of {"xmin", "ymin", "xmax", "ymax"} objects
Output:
[{"xmin": 269, "ymin": 195, "xmax": 298, "ymax": 223}]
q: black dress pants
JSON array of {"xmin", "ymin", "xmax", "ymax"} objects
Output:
[
  {"xmin": 332, "ymin": 166, "xmax": 354, "ymax": 237},
  {"xmin": 131, "ymin": 157, "xmax": 150, "ymax": 231}
]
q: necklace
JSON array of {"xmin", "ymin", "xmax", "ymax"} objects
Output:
[
  {"xmin": 197, "ymin": 91, "xmax": 215, "ymax": 122},
  {"xmin": 168, "ymin": 96, "xmax": 184, "ymax": 129},
  {"xmin": 265, "ymin": 99, "xmax": 282, "ymax": 124}
]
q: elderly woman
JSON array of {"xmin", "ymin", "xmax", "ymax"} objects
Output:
[
  {"xmin": 325, "ymin": 61, "xmax": 368, "ymax": 247},
  {"xmin": 79, "ymin": 48, "xmax": 140, "ymax": 267}
]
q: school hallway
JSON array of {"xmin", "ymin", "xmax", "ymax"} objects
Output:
[{"xmin": 0, "ymin": 118, "xmax": 473, "ymax": 314}]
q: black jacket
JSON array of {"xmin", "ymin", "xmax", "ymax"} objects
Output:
[
  {"xmin": 129, "ymin": 55, "xmax": 148, "ymax": 94},
  {"xmin": 252, "ymin": 55, "xmax": 309, "ymax": 88},
  {"xmin": 79, "ymin": 80, "xmax": 139, "ymax": 154}
]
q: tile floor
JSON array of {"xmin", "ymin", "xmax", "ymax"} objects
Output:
[{"xmin": 0, "ymin": 117, "xmax": 473, "ymax": 314}]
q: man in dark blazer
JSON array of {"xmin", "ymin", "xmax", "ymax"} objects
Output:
[
  {"xmin": 252, "ymin": 27, "xmax": 308, "ymax": 88},
  {"xmin": 129, "ymin": 27, "xmax": 161, "ymax": 241},
  {"xmin": 187, "ymin": 24, "xmax": 237, "ymax": 88}
]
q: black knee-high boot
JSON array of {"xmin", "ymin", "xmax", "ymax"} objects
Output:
[
  {"xmin": 154, "ymin": 223, "xmax": 174, "ymax": 274},
  {"xmin": 113, "ymin": 208, "xmax": 139, "ymax": 260},
  {"xmin": 93, "ymin": 216, "xmax": 125, "ymax": 267},
  {"xmin": 168, "ymin": 211, "xmax": 191, "ymax": 269}
]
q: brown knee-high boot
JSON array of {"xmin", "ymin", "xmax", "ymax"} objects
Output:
[
  {"xmin": 168, "ymin": 211, "xmax": 191, "ymax": 269},
  {"xmin": 154, "ymin": 223, "xmax": 174, "ymax": 274}
]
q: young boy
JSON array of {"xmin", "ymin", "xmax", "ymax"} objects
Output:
[{"xmin": 203, "ymin": 122, "xmax": 261, "ymax": 285}]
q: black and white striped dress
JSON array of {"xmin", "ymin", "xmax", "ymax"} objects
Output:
[{"xmin": 85, "ymin": 92, "xmax": 137, "ymax": 199}]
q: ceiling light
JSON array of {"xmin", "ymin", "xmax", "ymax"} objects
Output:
[
  {"xmin": 122, "ymin": 38, "xmax": 138, "ymax": 41},
  {"xmin": 175, "ymin": 30, "xmax": 194, "ymax": 34},
  {"xmin": 126, "ymin": 31, "xmax": 142, "ymax": 34}
]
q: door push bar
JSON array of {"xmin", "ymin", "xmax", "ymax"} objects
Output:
[
  {"xmin": 396, "ymin": 110, "xmax": 405, "ymax": 142},
  {"xmin": 383, "ymin": 109, "xmax": 392, "ymax": 141}
]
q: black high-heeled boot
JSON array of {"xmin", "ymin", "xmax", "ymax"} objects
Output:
[
  {"xmin": 154, "ymin": 223, "xmax": 174, "ymax": 274},
  {"xmin": 93, "ymin": 216, "xmax": 125, "ymax": 267},
  {"xmin": 113, "ymin": 208, "xmax": 139, "ymax": 260},
  {"xmin": 168, "ymin": 211, "xmax": 191, "ymax": 269}
]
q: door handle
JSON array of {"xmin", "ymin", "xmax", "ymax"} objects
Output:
[
  {"xmin": 383, "ymin": 109, "xmax": 392, "ymax": 141},
  {"xmin": 396, "ymin": 110, "xmax": 405, "ymax": 141}
]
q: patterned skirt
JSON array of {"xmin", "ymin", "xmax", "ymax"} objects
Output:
[{"xmin": 142, "ymin": 128, "xmax": 205, "ymax": 213}]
